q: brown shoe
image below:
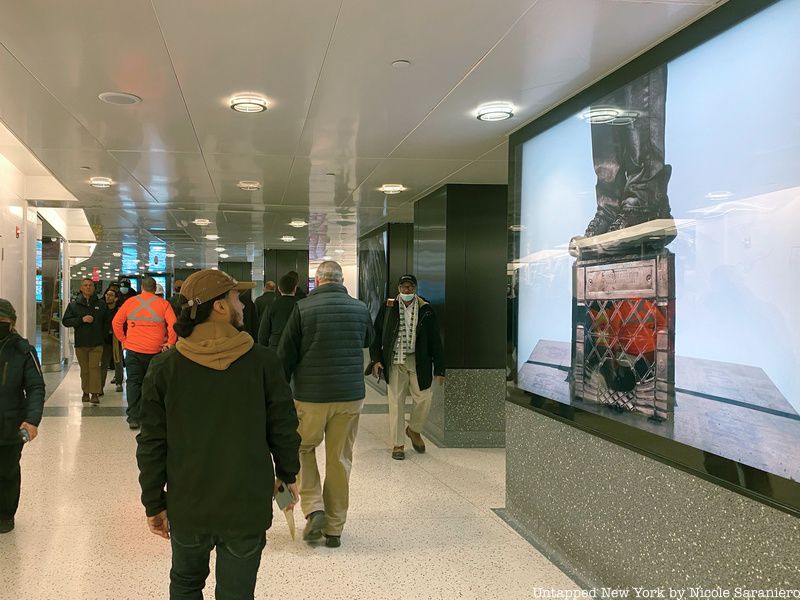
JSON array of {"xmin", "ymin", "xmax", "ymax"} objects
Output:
[
  {"xmin": 406, "ymin": 427, "xmax": 425, "ymax": 453},
  {"xmin": 81, "ymin": 393, "xmax": 89, "ymax": 403},
  {"xmin": 392, "ymin": 446, "xmax": 405, "ymax": 460},
  {"xmin": 89, "ymin": 394, "xmax": 100, "ymax": 405}
]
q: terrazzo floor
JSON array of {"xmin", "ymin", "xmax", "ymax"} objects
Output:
[{"xmin": 0, "ymin": 361, "xmax": 576, "ymax": 599}]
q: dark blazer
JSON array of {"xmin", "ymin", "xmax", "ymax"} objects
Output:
[
  {"xmin": 278, "ymin": 283, "xmax": 372, "ymax": 403},
  {"xmin": 369, "ymin": 297, "xmax": 445, "ymax": 391},
  {"xmin": 0, "ymin": 333, "xmax": 45, "ymax": 445},
  {"xmin": 254, "ymin": 291, "xmax": 276, "ymax": 323},
  {"xmin": 258, "ymin": 295, "xmax": 298, "ymax": 350}
]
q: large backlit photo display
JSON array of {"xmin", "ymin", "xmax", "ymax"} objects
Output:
[{"xmin": 510, "ymin": 0, "xmax": 800, "ymax": 507}]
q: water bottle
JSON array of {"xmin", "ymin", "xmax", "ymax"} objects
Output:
[{"xmin": 18, "ymin": 428, "xmax": 30, "ymax": 443}]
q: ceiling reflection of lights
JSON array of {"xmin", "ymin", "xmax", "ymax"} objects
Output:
[
  {"xmin": 205, "ymin": 234, "xmax": 220, "ymax": 240},
  {"xmin": 89, "ymin": 176, "xmax": 114, "ymax": 188},
  {"xmin": 237, "ymin": 180, "xmax": 262, "ymax": 191},
  {"xmin": 705, "ymin": 190, "xmax": 734, "ymax": 200},
  {"xmin": 289, "ymin": 220, "xmax": 308, "ymax": 228},
  {"xmin": 214, "ymin": 247, "xmax": 226, "ymax": 252},
  {"xmin": 219, "ymin": 253, "xmax": 229, "ymax": 259},
  {"xmin": 379, "ymin": 184, "xmax": 406, "ymax": 194},
  {"xmin": 229, "ymin": 94, "xmax": 269, "ymax": 113},
  {"xmin": 280, "ymin": 236, "xmax": 296, "ymax": 243},
  {"xmin": 476, "ymin": 101, "xmax": 515, "ymax": 122},
  {"xmin": 192, "ymin": 218, "xmax": 211, "ymax": 226},
  {"xmin": 166, "ymin": 253, "xmax": 175, "ymax": 258},
  {"xmin": 578, "ymin": 106, "xmax": 639, "ymax": 125},
  {"xmin": 186, "ymin": 262, "xmax": 194, "ymax": 267}
]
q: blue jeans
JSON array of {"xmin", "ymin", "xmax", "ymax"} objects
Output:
[
  {"xmin": 169, "ymin": 528, "xmax": 266, "ymax": 600},
  {"xmin": 125, "ymin": 350, "xmax": 156, "ymax": 424}
]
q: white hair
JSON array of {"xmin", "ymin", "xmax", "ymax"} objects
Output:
[{"xmin": 316, "ymin": 261, "xmax": 343, "ymax": 283}]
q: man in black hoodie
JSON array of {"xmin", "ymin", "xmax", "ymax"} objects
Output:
[
  {"xmin": 0, "ymin": 299, "xmax": 45, "ymax": 534},
  {"xmin": 136, "ymin": 269, "xmax": 300, "ymax": 599},
  {"xmin": 62, "ymin": 278, "xmax": 108, "ymax": 404}
]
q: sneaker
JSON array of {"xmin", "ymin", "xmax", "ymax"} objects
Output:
[
  {"xmin": 116, "ymin": 384, "xmax": 123, "ymax": 393},
  {"xmin": 81, "ymin": 393, "xmax": 89, "ymax": 403},
  {"xmin": 302, "ymin": 511, "xmax": 326, "ymax": 542},
  {"xmin": 90, "ymin": 394, "xmax": 100, "ymax": 405},
  {"xmin": 128, "ymin": 421, "xmax": 140, "ymax": 430},
  {"xmin": 0, "ymin": 518, "xmax": 14, "ymax": 534},
  {"xmin": 324, "ymin": 534, "xmax": 341, "ymax": 548}
]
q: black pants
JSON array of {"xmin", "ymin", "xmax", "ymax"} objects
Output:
[
  {"xmin": 125, "ymin": 350, "xmax": 157, "ymax": 424},
  {"xmin": 169, "ymin": 528, "xmax": 266, "ymax": 600},
  {"xmin": 0, "ymin": 443, "xmax": 23, "ymax": 520}
]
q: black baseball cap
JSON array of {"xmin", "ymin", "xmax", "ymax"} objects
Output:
[{"xmin": 398, "ymin": 274, "xmax": 417, "ymax": 286}]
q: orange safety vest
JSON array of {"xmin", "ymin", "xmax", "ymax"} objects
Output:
[{"xmin": 113, "ymin": 292, "xmax": 177, "ymax": 354}]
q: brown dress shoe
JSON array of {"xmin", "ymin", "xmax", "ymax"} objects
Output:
[
  {"xmin": 81, "ymin": 393, "xmax": 90, "ymax": 403},
  {"xmin": 89, "ymin": 394, "xmax": 100, "ymax": 405},
  {"xmin": 392, "ymin": 446, "xmax": 405, "ymax": 460},
  {"xmin": 406, "ymin": 426, "xmax": 425, "ymax": 453}
]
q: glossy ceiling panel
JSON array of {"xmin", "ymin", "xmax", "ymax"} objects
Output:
[
  {"xmin": 283, "ymin": 157, "xmax": 382, "ymax": 207},
  {"xmin": 204, "ymin": 154, "xmax": 294, "ymax": 205},
  {"xmin": 0, "ymin": 0, "xmax": 199, "ymax": 152},
  {"xmin": 111, "ymin": 151, "xmax": 217, "ymax": 204},
  {"xmin": 295, "ymin": 0, "xmax": 537, "ymax": 160},
  {"xmin": 393, "ymin": 0, "xmax": 715, "ymax": 159},
  {"xmin": 151, "ymin": 0, "xmax": 342, "ymax": 155}
]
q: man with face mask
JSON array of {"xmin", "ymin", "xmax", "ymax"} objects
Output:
[
  {"xmin": 136, "ymin": 269, "xmax": 299, "ymax": 598},
  {"xmin": 117, "ymin": 278, "xmax": 138, "ymax": 306},
  {"xmin": 113, "ymin": 277, "xmax": 177, "ymax": 430},
  {"xmin": 369, "ymin": 274, "xmax": 445, "ymax": 460},
  {"xmin": 0, "ymin": 299, "xmax": 45, "ymax": 533}
]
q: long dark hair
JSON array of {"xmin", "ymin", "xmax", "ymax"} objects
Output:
[{"xmin": 173, "ymin": 291, "xmax": 228, "ymax": 338}]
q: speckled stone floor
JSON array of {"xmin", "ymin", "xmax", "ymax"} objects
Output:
[{"xmin": 0, "ymin": 362, "xmax": 576, "ymax": 599}]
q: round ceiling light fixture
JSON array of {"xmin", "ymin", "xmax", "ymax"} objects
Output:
[
  {"xmin": 229, "ymin": 94, "xmax": 268, "ymax": 113},
  {"xmin": 192, "ymin": 218, "xmax": 211, "ymax": 226},
  {"xmin": 89, "ymin": 176, "xmax": 114, "ymax": 189},
  {"xmin": 112, "ymin": 252, "xmax": 121, "ymax": 257},
  {"xmin": 378, "ymin": 184, "xmax": 406, "ymax": 194},
  {"xmin": 219, "ymin": 253, "xmax": 229, "ymax": 259},
  {"xmin": 280, "ymin": 235, "xmax": 296, "ymax": 243},
  {"xmin": 166, "ymin": 253, "xmax": 175, "ymax": 258},
  {"xmin": 214, "ymin": 247, "xmax": 226, "ymax": 252},
  {"xmin": 237, "ymin": 180, "xmax": 262, "ymax": 191},
  {"xmin": 334, "ymin": 249, "xmax": 345, "ymax": 254},
  {"xmin": 98, "ymin": 91, "xmax": 142, "ymax": 105},
  {"xmin": 80, "ymin": 166, "xmax": 92, "ymax": 171},
  {"xmin": 289, "ymin": 219, "xmax": 308, "ymax": 228},
  {"xmin": 476, "ymin": 101, "xmax": 515, "ymax": 122},
  {"xmin": 205, "ymin": 234, "xmax": 220, "ymax": 241},
  {"xmin": 392, "ymin": 59, "xmax": 411, "ymax": 69},
  {"xmin": 322, "ymin": 255, "xmax": 333, "ymax": 261}
]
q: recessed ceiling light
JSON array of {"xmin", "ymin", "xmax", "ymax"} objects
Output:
[
  {"xmin": 334, "ymin": 249, "xmax": 344, "ymax": 254},
  {"xmin": 89, "ymin": 176, "xmax": 114, "ymax": 189},
  {"xmin": 229, "ymin": 94, "xmax": 268, "ymax": 113},
  {"xmin": 205, "ymin": 234, "xmax": 220, "ymax": 241},
  {"xmin": 103, "ymin": 262, "xmax": 111, "ymax": 266},
  {"xmin": 379, "ymin": 184, "xmax": 406, "ymax": 194},
  {"xmin": 289, "ymin": 219, "xmax": 308, "ymax": 228},
  {"xmin": 280, "ymin": 236, "xmax": 296, "ymax": 243},
  {"xmin": 322, "ymin": 255, "xmax": 332, "ymax": 260},
  {"xmin": 166, "ymin": 253, "xmax": 175, "ymax": 258},
  {"xmin": 112, "ymin": 252, "xmax": 121, "ymax": 257},
  {"xmin": 186, "ymin": 262, "xmax": 194, "ymax": 267},
  {"xmin": 237, "ymin": 180, "xmax": 262, "ymax": 191},
  {"xmin": 80, "ymin": 166, "xmax": 91, "ymax": 171},
  {"xmin": 219, "ymin": 253, "xmax": 229, "ymax": 259},
  {"xmin": 476, "ymin": 101, "xmax": 515, "ymax": 122},
  {"xmin": 192, "ymin": 218, "xmax": 211, "ymax": 226},
  {"xmin": 391, "ymin": 59, "xmax": 411, "ymax": 69},
  {"xmin": 98, "ymin": 91, "xmax": 142, "ymax": 105},
  {"xmin": 214, "ymin": 247, "xmax": 226, "ymax": 252}
]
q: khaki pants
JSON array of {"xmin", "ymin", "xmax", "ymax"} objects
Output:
[
  {"xmin": 388, "ymin": 353, "xmax": 433, "ymax": 447},
  {"xmin": 295, "ymin": 399, "xmax": 363, "ymax": 536},
  {"xmin": 75, "ymin": 346, "xmax": 103, "ymax": 394}
]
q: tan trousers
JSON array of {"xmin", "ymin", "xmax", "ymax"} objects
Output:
[
  {"xmin": 75, "ymin": 346, "xmax": 103, "ymax": 394},
  {"xmin": 388, "ymin": 353, "xmax": 433, "ymax": 447},
  {"xmin": 295, "ymin": 399, "xmax": 363, "ymax": 536}
]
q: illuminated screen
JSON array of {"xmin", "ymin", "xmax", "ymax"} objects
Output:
[{"xmin": 513, "ymin": 0, "xmax": 800, "ymax": 485}]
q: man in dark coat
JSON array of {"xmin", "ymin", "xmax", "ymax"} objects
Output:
[
  {"xmin": 254, "ymin": 280, "xmax": 276, "ymax": 324},
  {"xmin": 136, "ymin": 269, "xmax": 300, "ymax": 598},
  {"xmin": 0, "ymin": 299, "xmax": 45, "ymax": 533},
  {"xmin": 117, "ymin": 277, "xmax": 138, "ymax": 306},
  {"xmin": 278, "ymin": 261, "xmax": 372, "ymax": 548},
  {"xmin": 369, "ymin": 274, "xmax": 445, "ymax": 460},
  {"xmin": 257, "ymin": 274, "xmax": 298, "ymax": 350},
  {"xmin": 63, "ymin": 278, "xmax": 108, "ymax": 404}
]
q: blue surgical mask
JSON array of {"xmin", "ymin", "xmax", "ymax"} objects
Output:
[
  {"xmin": 400, "ymin": 293, "xmax": 415, "ymax": 302},
  {"xmin": 120, "ymin": 287, "xmax": 130, "ymax": 294}
]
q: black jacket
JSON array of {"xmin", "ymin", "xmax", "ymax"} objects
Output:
[
  {"xmin": 254, "ymin": 292, "xmax": 276, "ymax": 323},
  {"xmin": 62, "ymin": 294, "xmax": 109, "ymax": 347},
  {"xmin": 136, "ymin": 345, "xmax": 300, "ymax": 535},
  {"xmin": 369, "ymin": 297, "xmax": 446, "ymax": 391},
  {"xmin": 278, "ymin": 283, "xmax": 372, "ymax": 403},
  {"xmin": 258, "ymin": 295, "xmax": 298, "ymax": 350},
  {"xmin": 103, "ymin": 304, "xmax": 120, "ymax": 345},
  {"xmin": 0, "ymin": 333, "xmax": 45, "ymax": 446}
]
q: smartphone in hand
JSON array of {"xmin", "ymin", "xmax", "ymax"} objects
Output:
[{"xmin": 274, "ymin": 483, "xmax": 295, "ymax": 511}]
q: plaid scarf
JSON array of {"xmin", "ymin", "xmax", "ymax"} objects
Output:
[{"xmin": 393, "ymin": 297, "xmax": 418, "ymax": 364}]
